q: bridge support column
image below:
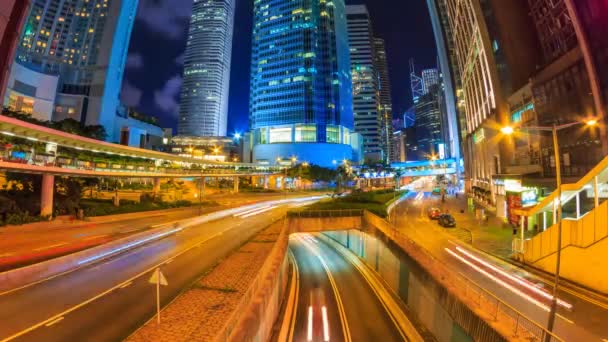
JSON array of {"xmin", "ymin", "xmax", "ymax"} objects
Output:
[
  {"xmin": 233, "ymin": 176, "xmax": 239, "ymax": 193},
  {"xmin": 280, "ymin": 176, "xmax": 286, "ymax": 190},
  {"xmin": 40, "ymin": 174, "xmax": 54, "ymax": 217},
  {"xmin": 264, "ymin": 175, "xmax": 269, "ymax": 189},
  {"xmin": 153, "ymin": 178, "xmax": 161, "ymax": 198},
  {"xmin": 113, "ymin": 192, "xmax": 120, "ymax": 207}
]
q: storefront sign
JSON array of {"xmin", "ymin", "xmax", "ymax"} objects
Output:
[
  {"xmin": 504, "ymin": 179, "xmax": 523, "ymax": 192},
  {"xmin": 521, "ymin": 189, "xmax": 538, "ymax": 206}
]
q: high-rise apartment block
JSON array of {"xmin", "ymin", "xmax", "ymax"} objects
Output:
[
  {"xmin": 12, "ymin": 0, "xmax": 139, "ymax": 142},
  {"xmin": 178, "ymin": 0, "xmax": 235, "ymax": 138},
  {"xmin": 248, "ymin": 0, "xmax": 355, "ymax": 167}
]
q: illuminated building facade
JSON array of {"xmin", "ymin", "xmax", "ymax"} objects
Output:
[
  {"xmin": 346, "ymin": 5, "xmax": 381, "ymax": 161},
  {"xmin": 249, "ymin": 0, "xmax": 354, "ymax": 167},
  {"xmin": 178, "ymin": 0, "xmax": 235, "ymax": 137},
  {"xmin": 14, "ymin": 0, "xmax": 139, "ymax": 142},
  {"xmin": 373, "ymin": 38, "xmax": 393, "ymax": 163}
]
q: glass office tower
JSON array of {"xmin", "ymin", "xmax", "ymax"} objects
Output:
[
  {"xmin": 178, "ymin": 0, "xmax": 235, "ymax": 137},
  {"xmin": 249, "ymin": 0, "xmax": 354, "ymax": 167}
]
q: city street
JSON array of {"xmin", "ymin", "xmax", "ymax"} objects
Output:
[
  {"xmin": 0, "ymin": 197, "xmax": 317, "ymax": 342},
  {"xmin": 288, "ymin": 233, "xmax": 406, "ymax": 342},
  {"xmin": 0, "ymin": 192, "xmax": 305, "ymax": 270},
  {"xmin": 392, "ymin": 192, "xmax": 608, "ymax": 341}
]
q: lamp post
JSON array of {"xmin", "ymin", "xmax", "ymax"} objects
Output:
[{"xmin": 501, "ymin": 119, "xmax": 598, "ymax": 339}]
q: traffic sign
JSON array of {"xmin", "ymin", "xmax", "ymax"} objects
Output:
[{"xmin": 149, "ymin": 268, "xmax": 168, "ymax": 286}]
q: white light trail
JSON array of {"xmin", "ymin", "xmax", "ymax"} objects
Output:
[
  {"xmin": 77, "ymin": 227, "xmax": 182, "ymax": 265},
  {"xmin": 445, "ymin": 248, "xmax": 550, "ymax": 311},
  {"xmin": 322, "ymin": 306, "xmax": 330, "ymax": 341},
  {"xmin": 455, "ymin": 246, "xmax": 573, "ymax": 310},
  {"xmin": 239, "ymin": 206, "xmax": 278, "ymax": 218},
  {"xmin": 307, "ymin": 306, "xmax": 313, "ymax": 341}
]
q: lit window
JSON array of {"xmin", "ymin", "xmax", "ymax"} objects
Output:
[
  {"xmin": 269, "ymin": 127, "xmax": 292, "ymax": 143},
  {"xmin": 295, "ymin": 125, "xmax": 316, "ymax": 142}
]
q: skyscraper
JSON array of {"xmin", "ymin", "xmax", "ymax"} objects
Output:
[
  {"xmin": 347, "ymin": 5, "xmax": 382, "ymax": 162},
  {"xmin": 15, "ymin": 0, "xmax": 139, "ymax": 141},
  {"xmin": 249, "ymin": 0, "xmax": 354, "ymax": 167},
  {"xmin": 421, "ymin": 68, "xmax": 439, "ymax": 94},
  {"xmin": 373, "ymin": 38, "xmax": 393, "ymax": 163},
  {"xmin": 414, "ymin": 84, "xmax": 443, "ymax": 159},
  {"xmin": 0, "ymin": 1, "xmax": 30, "ymax": 102},
  {"xmin": 178, "ymin": 0, "xmax": 235, "ymax": 138},
  {"xmin": 426, "ymin": 0, "xmax": 463, "ymax": 164}
]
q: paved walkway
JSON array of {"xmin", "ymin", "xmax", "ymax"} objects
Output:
[{"xmin": 127, "ymin": 222, "xmax": 282, "ymax": 342}]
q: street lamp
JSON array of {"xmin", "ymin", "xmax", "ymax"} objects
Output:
[{"xmin": 501, "ymin": 118, "xmax": 598, "ymax": 338}]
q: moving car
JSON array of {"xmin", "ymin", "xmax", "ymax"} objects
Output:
[
  {"xmin": 438, "ymin": 214, "xmax": 456, "ymax": 227},
  {"xmin": 427, "ymin": 207, "xmax": 441, "ymax": 220}
]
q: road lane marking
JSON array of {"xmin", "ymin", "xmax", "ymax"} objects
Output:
[
  {"xmin": 119, "ymin": 281, "xmax": 133, "ymax": 289},
  {"xmin": 321, "ymin": 306, "xmax": 330, "ymax": 341},
  {"xmin": 317, "ymin": 233, "xmax": 419, "ymax": 342},
  {"xmin": 34, "ymin": 242, "xmax": 68, "ymax": 251},
  {"xmin": 278, "ymin": 250, "xmax": 300, "ymax": 342},
  {"xmin": 44, "ymin": 317, "xmax": 63, "ymax": 327},
  {"xmin": 298, "ymin": 236, "xmax": 351, "ymax": 342},
  {"xmin": 307, "ymin": 306, "xmax": 313, "ymax": 341},
  {"xmin": 0, "ymin": 203, "xmax": 294, "ymax": 342}
]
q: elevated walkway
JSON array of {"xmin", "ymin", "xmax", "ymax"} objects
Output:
[{"xmin": 514, "ymin": 155, "xmax": 608, "ymax": 293}]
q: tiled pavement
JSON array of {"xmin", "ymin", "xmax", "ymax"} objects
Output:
[{"xmin": 126, "ymin": 224, "xmax": 282, "ymax": 342}]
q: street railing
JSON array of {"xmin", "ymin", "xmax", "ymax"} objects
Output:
[{"xmin": 286, "ymin": 209, "xmax": 364, "ymax": 218}]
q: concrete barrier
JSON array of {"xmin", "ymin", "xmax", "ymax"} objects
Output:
[
  {"xmin": 0, "ymin": 224, "xmax": 180, "ymax": 293},
  {"xmin": 214, "ymin": 220, "xmax": 290, "ymax": 342}
]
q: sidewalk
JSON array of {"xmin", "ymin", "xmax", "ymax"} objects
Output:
[
  {"xmin": 430, "ymin": 194, "xmax": 530, "ymax": 259},
  {"xmin": 126, "ymin": 221, "xmax": 283, "ymax": 342}
]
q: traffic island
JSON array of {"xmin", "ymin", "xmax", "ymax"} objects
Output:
[{"xmin": 126, "ymin": 220, "xmax": 289, "ymax": 342}]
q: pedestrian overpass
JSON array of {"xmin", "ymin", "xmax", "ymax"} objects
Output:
[
  {"xmin": 391, "ymin": 158, "xmax": 462, "ymax": 177},
  {"xmin": 513, "ymin": 154, "xmax": 608, "ymax": 293}
]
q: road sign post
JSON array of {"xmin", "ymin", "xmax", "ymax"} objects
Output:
[{"xmin": 149, "ymin": 267, "xmax": 168, "ymax": 324}]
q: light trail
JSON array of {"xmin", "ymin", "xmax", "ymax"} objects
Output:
[
  {"xmin": 239, "ymin": 206, "xmax": 278, "ymax": 218},
  {"xmin": 455, "ymin": 246, "xmax": 573, "ymax": 310},
  {"xmin": 445, "ymin": 248, "xmax": 550, "ymax": 311},
  {"xmin": 77, "ymin": 227, "xmax": 183, "ymax": 265},
  {"xmin": 307, "ymin": 306, "xmax": 313, "ymax": 341},
  {"xmin": 232, "ymin": 205, "xmax": 271, "ymax": 217},
  {"xmin": 322, "ymin": 306, "xmax": 330, "ymax": 341}
]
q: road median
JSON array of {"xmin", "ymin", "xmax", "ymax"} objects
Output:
[{"xmin": 126, "ymin": 219, "xmax": 289, "ymax": 342}]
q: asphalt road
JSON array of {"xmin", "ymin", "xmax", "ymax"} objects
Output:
[
  {"xmin": 393, "ymin": 191, "xmax": 608, "ymax": 341},
  {"xmin": 289, "ymin": 234, "xmax": 405, "ymax": 342},
  {"xmin": 0, "ymin": 192, "xmax": 299, "ymax": 259},
  {"xmin": 0, "ymin": 197, "xmax": 317, "ymax": 342}
]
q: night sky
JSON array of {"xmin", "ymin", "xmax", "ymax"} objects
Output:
[{"xmin": 122, "ymin": 0, "xmax": 437, "ymax": 134}]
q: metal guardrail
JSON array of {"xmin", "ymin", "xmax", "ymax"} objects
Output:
[{"xmin": 286, "ymin": 209, "xmax": 364, "ymax": 218}]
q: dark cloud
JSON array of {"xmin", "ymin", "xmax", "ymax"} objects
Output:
[
  {"xmin": 121, "ymin": 79, "xmax": 143, "ymax": 107},
  {"xmin": 153, "ymin": 75, "xmax": 182, "ymax": 118},
  {"xmin": 126, "ymin": 53, "xmax": 144, "ymax": 70},
  {"xmin": 136, "ymin": 0, "xmax": 192, "ymax": 39}
]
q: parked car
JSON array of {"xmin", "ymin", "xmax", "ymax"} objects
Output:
[
  {"xmin": 438, "ymin": 214, "xmax": 456, "ymax": 227},
  {"xmin": 427, "ymin": 207, "xmax": 441, "ymax": 220}
]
